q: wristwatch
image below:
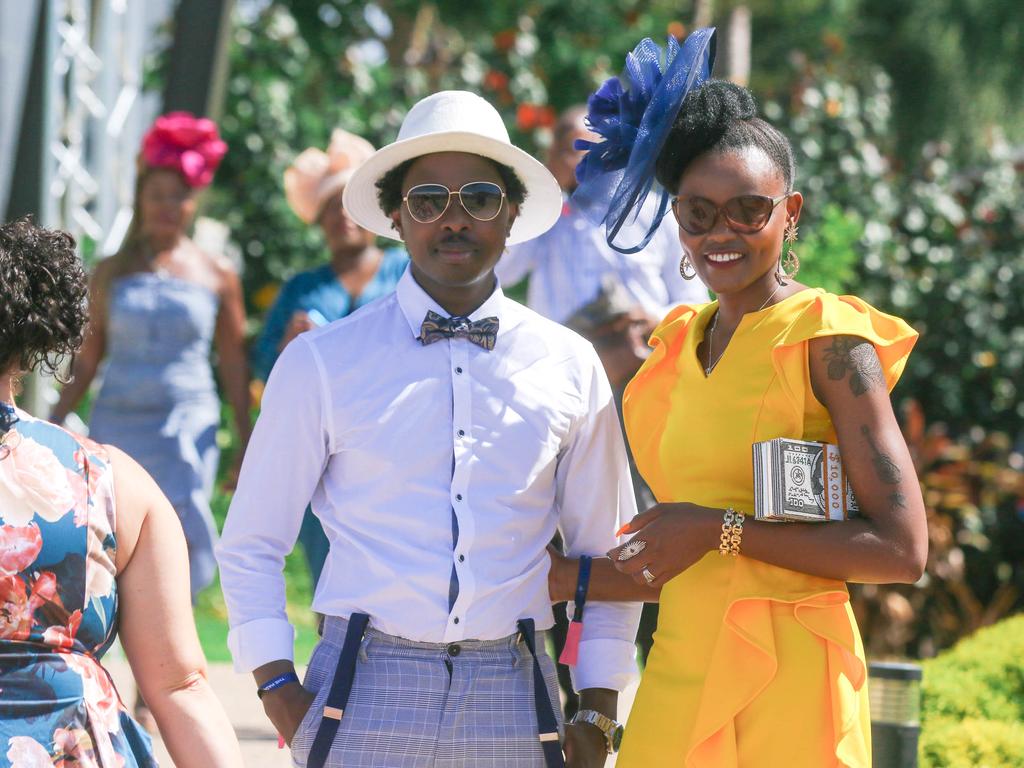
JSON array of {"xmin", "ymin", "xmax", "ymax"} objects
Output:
[{"xmin": 570, "ymin": 709, "xmax": 624, "ymax": 754}]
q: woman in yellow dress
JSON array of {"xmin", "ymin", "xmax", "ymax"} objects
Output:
[{"xmin": 553, "ymin": 30, "xmax": 928, "ymax": 767}]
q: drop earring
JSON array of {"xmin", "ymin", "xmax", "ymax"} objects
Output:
[
  {"xmin": 679, "ymin": 254, "xmax": 697, "ymax": 280},
  {"xmin": 781, "ymin": 218, "xmax": 800, "ymax": 280}
]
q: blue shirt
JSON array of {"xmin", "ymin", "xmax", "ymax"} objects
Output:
[{"xmin": 254, "ymin": 248, "xmax": 408, "ymax": 380}]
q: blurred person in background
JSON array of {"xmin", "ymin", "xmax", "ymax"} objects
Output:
[
  {"xmin": 252, "ymin": 129, "xmax": 407, "ymax": 587},
  {"xmin": 0, "ymin": 217, "xmax": 244, "ymax": 768},
  {"xmin": 50, "ymin": 112, "xmax": 250, "ymax": 728},
  {"xmin": 497, "ymin": 105, "xmax": 708, "ymax": 708}
]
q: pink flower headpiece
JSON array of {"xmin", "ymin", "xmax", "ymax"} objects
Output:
[{"xmin": 141, "ymin": 111, "xmax": 227, "ymax": 188}]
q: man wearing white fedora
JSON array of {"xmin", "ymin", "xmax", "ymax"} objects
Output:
[{"xmin": 217, "ymin": 90, "xmax": 641, "ymax": 768}]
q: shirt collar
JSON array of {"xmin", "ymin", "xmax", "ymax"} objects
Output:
[{"xmin": 396, "ymin": 265, "xmax": 519, "ymax": 341}]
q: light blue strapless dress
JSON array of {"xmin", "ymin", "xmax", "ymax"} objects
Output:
[{"xmin": 89, "ymin": 272, "xmax": 221, "ymax": 598}]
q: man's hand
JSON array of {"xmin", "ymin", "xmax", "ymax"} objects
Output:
[
  {"xmin": 254, "ymin": 661, "xmax": 314, "ymax": 747},
  {"xmin": 262, "ymin": 683, "xmax": 315, "ymax": 747},
  {"xmin": 565, "ymin": 688, "xmax": 617, "ymax": 768},
  {"xmin": 564, "ymin": 722, "xmax": 608, "ymax": 767}
]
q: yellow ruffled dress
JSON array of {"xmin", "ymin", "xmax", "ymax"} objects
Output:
[{"xmin": 618, "ymin": 289, "xmax": 917, "ymax": 768}]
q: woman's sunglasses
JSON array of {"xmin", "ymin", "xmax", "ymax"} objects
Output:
[
  {"xmin": 671, "ymin": 193, "xmax": 790, "ymax": 235},
  {"xmin": 402, "ymin": 182, "xmax": 507, "ymax": 224}
]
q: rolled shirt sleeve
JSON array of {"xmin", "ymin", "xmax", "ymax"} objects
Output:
[
  {"xmin": 555, "ymin": 343, "xmax": 642, "ymax": 692},
  {"xmin": 216, "ymin": 335, "xmax": 331, "ymax": 672}
]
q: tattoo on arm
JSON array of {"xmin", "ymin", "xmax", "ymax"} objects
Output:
[
  {"xmin": 861, "ymin": 425, "xmax": 902, "ymax": 484},
  {"xmin": 824, "ymin": 337, "xmax": 886, "ymax": 396},
  {"xmin": 861, "ymin": 425, "xmax": 908, "ymax": 512},
  {"xmin": 888, "ymin": 490, "xmax": 908, "ymax": 511}
]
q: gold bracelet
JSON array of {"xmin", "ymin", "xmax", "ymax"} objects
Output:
[{"xmin": 718, "ymin": 508, "xmax": 745, "ymax": 556}]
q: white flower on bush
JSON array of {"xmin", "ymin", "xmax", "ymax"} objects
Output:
[{"xmin": 0, "ymin": 436, "xmax": 75, "ymax": 526}]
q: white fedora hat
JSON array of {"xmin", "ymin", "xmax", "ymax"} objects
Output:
[{"xmin": 343, "ymin": 91, "xmax": 562, "ymax": 246}]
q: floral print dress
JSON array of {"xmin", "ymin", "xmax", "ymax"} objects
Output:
[{"xmin": 0, "ymin": 403, "xmax": 156, "ymax": 767}]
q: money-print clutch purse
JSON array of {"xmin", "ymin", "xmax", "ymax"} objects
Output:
[{"xmin": 752, "ymin": 438, "xmax": 860, "ymax": 522}]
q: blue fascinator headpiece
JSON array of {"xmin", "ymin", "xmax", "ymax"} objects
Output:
[{"xmin": 572, "ymin": 28, "xmax": 717, "ymax": 253}]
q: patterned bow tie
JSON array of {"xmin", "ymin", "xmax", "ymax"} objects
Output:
[{"xmin": 419, "ymin": 310, "xmax": 499, "ymax": 351}]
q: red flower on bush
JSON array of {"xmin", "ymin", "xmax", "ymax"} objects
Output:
[
  {"xmin": 484, "ymin": 70, "xmax": 509, "ymax": 93},
  {"xmin": 141, "ymin": 111, "xmax": 227, "ymax": 188},
  {"xmin": 494, "ymin": 29, "xmax": 517, "ymax": 53},
  {"xmin": 516, "ymin": 103, "xmax": 556, "ymax": 132}
]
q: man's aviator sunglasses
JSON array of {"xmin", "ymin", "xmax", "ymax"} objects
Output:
[
  {"xmin": 403, "ymin": 182, "xmax": 507, "ymax": 224},
  {"xmin": 671, "ymin": 193, "xmax": 790, "ymax": 235}
]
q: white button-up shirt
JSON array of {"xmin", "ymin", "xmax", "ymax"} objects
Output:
[
  {"xmin": 217, "ymin": 268, "xmax": 641, "ymax": 691},
  {"xmin": 497, "ymin": 200, "xmax": 708, "ymax": 323}
]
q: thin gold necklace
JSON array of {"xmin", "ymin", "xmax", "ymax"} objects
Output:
[{"xmin": 704, "ymin": 282, "xmax": 785, "ymax": 376}]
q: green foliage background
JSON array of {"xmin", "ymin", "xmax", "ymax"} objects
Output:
[
  {"xmin": 919, "ymin": 615, "xmax": 1024, "ymax": 767},
  {"xmin": 209, "ymin": 0, "xmax": 1024, "ymax": 437}
]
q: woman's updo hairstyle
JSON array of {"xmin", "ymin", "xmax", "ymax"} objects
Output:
[
  {"xmin": 0, "ymin": 217, "xmax": 87, "ymax": 379},
  {"xmin": 655, "ymin": 80, "xmax": 796, "ymax": 194}
]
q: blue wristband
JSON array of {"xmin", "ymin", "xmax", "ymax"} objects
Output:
[
  {"xmin": 571, "ymin": 555, "xmax": 593, "ymax": 622},
  {"xmin": 257, "ymin": 671, "xmax": 300, "ymax": 699}
]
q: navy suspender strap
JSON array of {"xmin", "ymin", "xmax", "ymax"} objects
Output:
[
  {"xmin": 517, "ymin": 618, "xmax": 566, "ymax": 768},
  {"xmin": 307, "ymin": 612, "xmax": 370, "ymax": 768}
]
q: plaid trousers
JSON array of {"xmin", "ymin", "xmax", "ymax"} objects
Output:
[{"xmin": 291, "ymin": 616, "xmax": 564, "ymax": 767}]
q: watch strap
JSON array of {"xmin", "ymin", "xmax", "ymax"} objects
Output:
[{"xmin": 571, "ymin": 708, "xmax": 622, "ymax": 754}]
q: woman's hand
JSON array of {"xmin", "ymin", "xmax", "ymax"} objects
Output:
[
  {"xmin": 546, "ymin": 544, "xmax": 576, "ymax": 602},
  {"xmin": 607, "ymin": 503, "xmax": 722, "ymax": 588}
]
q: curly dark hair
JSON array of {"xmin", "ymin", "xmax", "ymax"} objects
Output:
[
  {"xmin": 0, "ymin": 217, "xmax": 87, "ymax": 378},
  {"xmin": 375, "ymin": 157, "xmax": 528, "ymax": 216},
  {"xmin": 655, "ymin": 80, "xmax": 796, "ymax": 193}
]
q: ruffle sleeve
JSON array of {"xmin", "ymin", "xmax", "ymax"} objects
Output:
[
  {"xmin": 622, "ymin": 303, "xmax": 708, "ymax": 495},
  {"xmin": 771, "ymin": 293, "xmax": 918, "ymax": 417}
]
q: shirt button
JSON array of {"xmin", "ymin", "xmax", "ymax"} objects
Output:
[
  {"xmin": 447, "ymin": 643, "xmax": 461, "ymax": 657},
  {"xmin": 458, "ymin": 554, "xmax": 465, "ymax": 562},
  {"xmin": 457, "ymin": 429, "xmax": 465, "ymax": 437},
  {"xmin": 456, "ymin": 494, "xmax": 463, "ymax": 501},
  {"xmin": 455, "ymin": 367, "xmax": 463, "ymax": 374},
  {"xmin": 453, "ymin": 617, "xmax": 460, "ymax": 624}
]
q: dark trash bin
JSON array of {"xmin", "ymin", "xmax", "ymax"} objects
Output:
[{"xmin": 869, "ymin": 661, "xmax": 922, "ymax": 768}]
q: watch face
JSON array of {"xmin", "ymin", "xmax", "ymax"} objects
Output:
[{"xmin": 611, "ymin": 724, "xmax": 624, "ymax": 752}]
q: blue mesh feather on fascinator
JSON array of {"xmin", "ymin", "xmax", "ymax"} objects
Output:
[{"xmin": 572, "ymin": 28, "xmax": 717, "ymax": 253}]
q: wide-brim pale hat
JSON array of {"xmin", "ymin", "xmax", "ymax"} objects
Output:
[
  {"xmin": 284, "ymin": 129, "xmax": 376, "ymax": 224},
  {"xmin": 343, "ymin": 91, "xmax": 562, "ymax": 246}
]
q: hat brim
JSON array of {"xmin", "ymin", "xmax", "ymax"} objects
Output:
[{"xmin": 343, "ymin": 132, "xmax": 562, "ymax": 246}]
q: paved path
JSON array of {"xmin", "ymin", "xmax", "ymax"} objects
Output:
[{"xmin": 106, "ymin": 658, "xmax": 640, "ymax": 767}]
